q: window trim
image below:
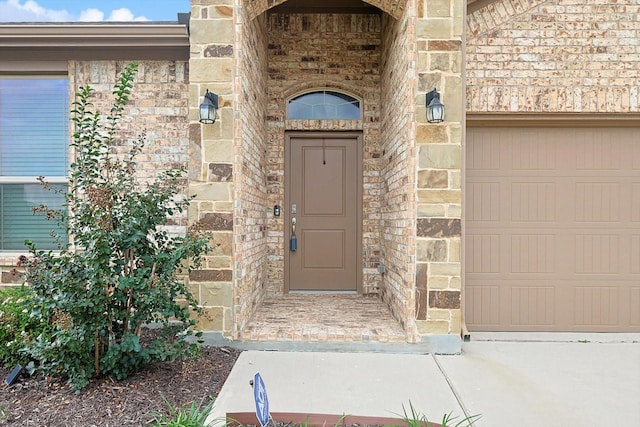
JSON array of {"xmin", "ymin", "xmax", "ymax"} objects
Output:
[{"xmin": 0, "ymin": 74, "xmax": 69, "ymax": 252}]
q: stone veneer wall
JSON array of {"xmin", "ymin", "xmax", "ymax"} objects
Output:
[
  {"xmin": 414, "ymin": 0, "xmax": 465, "ymax": 339},
  {"xmin": 0, "ymin": 60, "xmax": 190, "ymax": 288},
  {"xmin": 265, "ymin": 13, "xmax": 383, "ymax": 296},
  {"xmin": 379, "ymin": 9, "xmax": 417, "ymax": 336},
  {"xmin": 467, "ymin": 0, "xmax": 640, "ymax": 113},
  {"xmin": 188, "ymin": 1, "xmax": 237, "ymax": 335},
  {"xmin": 189, "ymin": 0, "xmax": 269, "ymax": 338}
]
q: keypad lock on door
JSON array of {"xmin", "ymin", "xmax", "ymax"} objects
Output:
[{"xmin": 290, "ymin": 217, "xmax": 297, "ymax": 251}]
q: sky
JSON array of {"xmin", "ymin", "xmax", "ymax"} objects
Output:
[{"xmin": 0, "ymin": 0, "xmax": 191, "ymax": 22}]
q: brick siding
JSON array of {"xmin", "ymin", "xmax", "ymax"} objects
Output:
[
  {"xmin": 379, "ymin": 10, "xmax": 417, "ymax": 336},
  {"xmin": 467, "ymin": 0, "xmax": 640, "ymax": 113},
  {"xmin": 234, "ymin": 10, "xmax": 270, "ymax": 335},
  {"xmin": 1, "ymin": 59, "xmax": 190, "ymax": 287},
  {"xmin": 266, "ymin": 12, "xmax": 383, "ymax": 297}
]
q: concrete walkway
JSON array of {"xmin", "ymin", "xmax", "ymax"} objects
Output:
[{"xmin": 208, "ymin": 334, "xmax": 640, "ymax": 426}]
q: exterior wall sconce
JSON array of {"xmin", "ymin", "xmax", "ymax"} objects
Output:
[
  {"xmin": 199, "ymin": 89, "xmax": 219, "ymax": 124},
  {"xmin": 426, "ymin": 88, "xmax": 445, "ymax": 123}
]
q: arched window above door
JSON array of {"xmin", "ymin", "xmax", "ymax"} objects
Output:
[{"xmin": 287, "ymin": 90, "xmax": 361, "ymax": 120}]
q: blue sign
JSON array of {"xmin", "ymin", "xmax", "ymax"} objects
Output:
[{"xmin": 253, "ymin": 372, "xmax": 270, "ymax": 427}]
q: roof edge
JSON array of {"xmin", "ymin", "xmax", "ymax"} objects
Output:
[{"xmin": 0, "ymin": 23, "xmax": 190, "ymax": 61}]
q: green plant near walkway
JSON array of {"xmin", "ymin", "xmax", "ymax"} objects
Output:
[
  {"xmin": 0, "ymin": 285, "xmax": 53, "ymax": 368},
  {"xmin": 399, "ymin": 401, "xmax": 480, "ymax": 427},
  {"xmin": 149, "ymin": 396, "xmax": 216, "ymax": 427},
  {"xmin": 23, "ymin": 62, "xmax": 210, "ymax": 392}
]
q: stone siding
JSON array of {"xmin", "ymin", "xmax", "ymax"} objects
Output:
[
  {"xmin": 414, "ymin": 0, "xmax": 464, "ymax": 337},
  {"xmin": 467, "ymin": 0, "xmax": 640, "ymax": 113},
  {"xmin": 188, "ymin": 0, "xmax": 237, "ymax": 335},
  {"xmin": 189, "ymin": 1, "xmax": 270, "ymax": 338}
]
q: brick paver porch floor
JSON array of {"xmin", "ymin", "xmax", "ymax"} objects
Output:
[{"xmin": 239, "ymin": 294, "xmax": 408, "ymax": 343}]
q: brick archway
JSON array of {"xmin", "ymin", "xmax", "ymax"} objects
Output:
[{"xmin": 246, "ymin": 0, "xmax": 406, "ymax": 20}]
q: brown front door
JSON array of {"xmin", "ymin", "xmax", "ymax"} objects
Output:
[{"xmin": 285, "ymin": 132, "xmax": 362, "ymax": 292}]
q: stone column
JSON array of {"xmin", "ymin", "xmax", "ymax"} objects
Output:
[
  {"xmin": 414, "ymin": 0, "xmax": 464, "ymax": 350},
  {"xmin": 188, "ymin": 0, "xmax": 236, "ymax": 337}
]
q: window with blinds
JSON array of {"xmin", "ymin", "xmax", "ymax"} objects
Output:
[
  {"xmin": 288, "ymin": 90, "xmax": 361, "ymax": 120},
  {"xmin": 0, "ymin": 78, "xmax": 68, "ymax": 251}
]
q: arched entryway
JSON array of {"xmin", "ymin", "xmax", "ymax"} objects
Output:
[
  {"xmin": 236, "ymin": 0, "xmax": 415, "ymax": 343},
  {"xmin": 188, "ymin": 0, "xmax": 465, "ymax": 352},
  {"xmin": 246, "ymin": 0, "xmax": 407, "ymax": 20}
]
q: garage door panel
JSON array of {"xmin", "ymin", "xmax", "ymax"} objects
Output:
[
  {"xmin": 468, "ymin": 281, "xmax": 635, "ymax": 332},
  {"xmin": 510, "ymin": 135, "xmax": 557, "ymax": 170},
  {"xmin": 574, "ymin": 234, "xmax": 620, "ymax": 274},
  {"xmin": 467, "ymin": 131, "xmax": 502, "ymax": 170},
  {"xmin": 631, "ymin": 288, "xmax": 640, "ymax": 326},
  {"xmin": 467, "ymin": 284, "xmax": 501, "ymax": 327},
  {"xmin": 575, "ymin": 132, "xmax": 624, "ymax": 170},
  {"xmin": 511, "ymin": 182, "xmax": 556, "ymax": 222},
  {"xmin": 511, "ymin": 234, "xmax": 555, "ymax": 273},
  {"xmin": 574, "ymin": 286, "xmax": 620, "ymax": 327},
  {"xmin": 632, "ymin": 183, "xmax": 640, "ymax": 222},
  {"xmin": 466, "ymin": 127, "xmax": 640, "ymax": 332},
  {"xmin": 575, "ymin": 182, "xmax": 621, "ymax": 222},
  {"xmin": 632, "ymin": 236, "xmax": 640, "ymax": 274},
  {"xmin": 466, "ymin": 234, "xmax": 500, "ymax": 273},
  {"xmin": 467, "ymin": 182, "xmax": 500, "ymax": 221},
  {"xmin": 511, "ymin": 286, "xmax": 555, "ymax": 327}
]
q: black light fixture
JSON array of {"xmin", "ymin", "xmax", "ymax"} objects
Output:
[
  {"xmin": 199, "ymin": 89, "xmax": 219, "ymax": 124},
  {"xmin": 4, "ymin": 364, "xmax": 24, "ymax": 386},
  {"xmin": 426, "ymin": 88, "xmax": 445, "ymax": 123}
]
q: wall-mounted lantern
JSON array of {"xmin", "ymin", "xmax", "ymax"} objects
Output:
[
  {"xmin": 199, "ymin": 89, "xmax": 219, "ymax": 124},
  {"xmin": 426, "ymin": 88, "xmax": 445, "ymax": 123}
]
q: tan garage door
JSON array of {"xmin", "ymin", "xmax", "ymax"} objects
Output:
[{"xmin": 465, "ymin": 127, "xmax": 640, "ymax": 332}]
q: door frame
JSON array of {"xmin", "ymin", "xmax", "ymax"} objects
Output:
[{"xmin": 284, "ymin": 131, "xmax": 363, "ymax": 293}]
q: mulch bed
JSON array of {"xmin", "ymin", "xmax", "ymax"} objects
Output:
[{"xmin": 0, "ymin": 345, "xmax": 242, "ymax": 426}]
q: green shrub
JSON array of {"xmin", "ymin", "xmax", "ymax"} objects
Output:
[
  {"xmin": 0, "ymin": 285, "xmax": 52, "ymax": 368},
  {"xmin": 23, "ymin": 62, "xmax": 210, "ymax": 392}
]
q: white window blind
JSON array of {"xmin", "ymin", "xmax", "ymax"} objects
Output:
[
  {"xmin": 0, "ymin": 78, "xmax": 68, "ymax": 251},
  {"xmin": 288, "ymin": 90, "xmax": 361, "ymax": 120}
]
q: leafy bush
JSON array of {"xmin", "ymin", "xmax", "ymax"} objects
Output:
[
  {"xmin": 0, "ymin": 285, "xmax": 52, "ymax": 368},
  {"xmin": 23, "ymin": 62, "xmax": 210, "ymax": 392}
]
